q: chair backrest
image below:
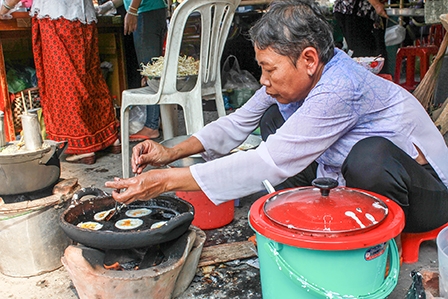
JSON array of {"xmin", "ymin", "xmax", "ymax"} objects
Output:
[{"xmin": 157, "ymin": 0, "xmax": 241, "ymax": 96}]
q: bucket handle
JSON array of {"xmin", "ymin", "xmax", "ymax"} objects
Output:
[{"xmin": 265, "ymin": 239, "xmax": 399, "ymax": 299}]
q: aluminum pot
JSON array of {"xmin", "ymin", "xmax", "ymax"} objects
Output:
[
  {"xmin": 0, "ymin": 140, "xmax": 67, "ymax": 195},
  {"xmin": 59, "ymin": 187, "xmax": 195, "ymax": 250}
]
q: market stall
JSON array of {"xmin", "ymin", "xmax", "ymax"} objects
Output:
[{"xmin": 0, "ymin": 15, "xmax": 126, "ymax": 141}]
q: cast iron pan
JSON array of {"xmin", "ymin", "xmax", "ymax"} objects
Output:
[{"xmin": 59, "ymin": 187, "xmax": 194, "ymax": 250}]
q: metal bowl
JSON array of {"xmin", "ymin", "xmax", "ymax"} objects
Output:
[
  {"xmin": 146, "ymin": 75, "xmax": 198, "ymax": 92},
  {"xmin": 385, "ymin": 8, "xmax": 424, "ymax": 17},
  {"xmin": 160, "ymin": 135, "xmax": 205, "ymax": 167}
]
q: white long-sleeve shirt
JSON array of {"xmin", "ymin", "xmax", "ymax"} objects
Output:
[{"xmin": 191, "ymin": 49, "xmax": 448, "ymax": 205}]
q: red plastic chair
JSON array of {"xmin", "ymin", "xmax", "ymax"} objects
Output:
[
  {"xmin": 394, "ymin": 45, "xmax": 439, "ymax": 92},
  {"xmin": 427, "ymin": 24, "xmax": 446, "ymax": 47},
  {"xmin": 394, "ymin": 23, "xmax": 444, "ymax": 92},
  {"xmin": 401, "ymin": 222, "xmax": 448, "ymax": 263}
]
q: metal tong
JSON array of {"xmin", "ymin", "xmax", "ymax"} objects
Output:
[{"xmin": 109, "ymin": 147, "xmax": 144, "ymax": 220}]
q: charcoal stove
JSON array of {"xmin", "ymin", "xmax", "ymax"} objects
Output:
[
  {"xmin": 62, "ymin": 226, "xmax": 206, "ymax": 299},
  {"xmin": 0, "ymin": 178, "xmax": 79, "ymax": 277},
  {"xmin": 59, "ymin": 187, "xmax": 205, "ymax": 299}
]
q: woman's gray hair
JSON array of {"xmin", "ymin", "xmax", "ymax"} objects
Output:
[{"xmin": 249, "ymin": 0, "xmax": 334, "ymax": 65}]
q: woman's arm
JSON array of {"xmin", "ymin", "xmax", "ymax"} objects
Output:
[
  {"xmin": 367, "ymin": 0, "xmax": 388, "ymax": 18},
  {"xmin": 123, "ymin": 0, "xmax": 142, "ymax": 35},
  {"xmin": 0, "ymin": 0, "xmax": 21, "ymax": 20}
]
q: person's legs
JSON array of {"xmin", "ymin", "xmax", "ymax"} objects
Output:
[
  {"xmin": 342, "ymin": 136, "xmax": 448, "ymax": 233},
  {"xmin": 259, "ymin": 104, "xmax": 286, "ymax": 141},
  {"xmin": 132, "ymin": 8, "xmax": 167, "ymax": 139},
  {"xmin": 334, "ymin": 12, "xmax": 378, "ymax": 57}
]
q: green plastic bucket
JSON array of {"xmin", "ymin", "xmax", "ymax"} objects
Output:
[{"xmin": 249, "ymin": 178, "xmax": 405, "ymax": 299}]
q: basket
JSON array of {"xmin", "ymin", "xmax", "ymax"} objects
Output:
[
  {"xmin": 425, "ymin": 0, "xmax": 448, "ymax": 24},
  {"xmin": 9, "ymin": 87, "xmax": 41, "ymax": 133}
]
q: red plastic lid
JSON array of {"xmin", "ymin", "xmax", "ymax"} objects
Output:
[
  {"xmin": 264, "ymin": 185, "xmax": 388, "ymax": 234},
  {"xmin": 249, "ymin": 178, "xmax": 405, "ymax": 250}
]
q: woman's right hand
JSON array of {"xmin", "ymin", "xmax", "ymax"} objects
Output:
[
  {"xmin": 123, "ymin": 13, "xmax": 138, "ymax": 35},
  {"xmin": 132, "ymin": 140, "xmax": 175, "ymax": 174}
]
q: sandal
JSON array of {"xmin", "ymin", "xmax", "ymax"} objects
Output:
[
  {"xmin": 106, "ymin": 139, "xmax": 121, "ymax": 154},
  {"xmin": 129, "ymin": 134, "xmax": 151, "ymax": 142},
  {"xmin": 65, "ymin": 153, "xmax": 96, "ymax": 165}
]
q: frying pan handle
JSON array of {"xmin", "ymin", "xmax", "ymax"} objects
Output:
[{"xmin": 72, "ymin": 187, "xmax": 110, "ymax": 202}]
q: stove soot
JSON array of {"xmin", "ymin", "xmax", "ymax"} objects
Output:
[{"xmin": 103, "ymin": 245, "xmax": 166, "ymax": 271}]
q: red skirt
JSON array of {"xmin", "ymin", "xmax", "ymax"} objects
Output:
[{"xmin": 32, "ymin": 17, "xmax": 118, "ymax": 155}]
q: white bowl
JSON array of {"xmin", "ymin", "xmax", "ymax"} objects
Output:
[{"xmin": 353, "ymin": 57, "xmax": 385, "ymax": 74}]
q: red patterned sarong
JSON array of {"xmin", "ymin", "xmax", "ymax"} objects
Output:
[{"xmin": 32, "ymin": 17, "xmax": 118, "ymax": 154}]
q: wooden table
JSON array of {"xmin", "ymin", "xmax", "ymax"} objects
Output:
[{"xmin": 0, "ymin": 16, "xmax": 126, "ymax": 141}]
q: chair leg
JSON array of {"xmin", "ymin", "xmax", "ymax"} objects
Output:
[
  {"xmin": 121, "ymin": 105, "xmax": 132, "ymax": 178},
  {"xmin": 401, "ymin": 233, "xmax": 425, "ymax": 264},
  {"xmin": 214, "ymin": 88, "xmax": 226, "ymax": 117},
  {"xmin": 160, "ymin": 104, "xmax": 177, "ymax": 140},
  {"xmin": 401, "ymin": 222, "xmax": 448, "ymax": 263},
  {"xmin": 184, "ymin": 97, "xmax": 205, "ymax": 135}
]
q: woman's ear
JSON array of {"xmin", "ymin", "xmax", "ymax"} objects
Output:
[{"xmin": 299, "ymin": 47, "xmax": 319, "ymax": 77}]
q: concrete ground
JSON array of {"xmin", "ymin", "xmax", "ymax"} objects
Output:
[{"xmin": 0, "ymin": 109, "xmax": 444, "ymax": 298}]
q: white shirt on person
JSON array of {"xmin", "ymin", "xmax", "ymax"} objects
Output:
[{"xmin": 190, "ymin": 48, "xmax": 448, "ymax": 205}]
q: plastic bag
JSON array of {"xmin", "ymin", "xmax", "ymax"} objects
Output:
[
  {"xmin": 405, "ymin": 270, "xmax": 426, "ymax": 299},
  {"xmin": 129, "ymin": 105, "xmax": 147, "ymax": 135},
  {"xmin": 6, "ymin": 66, "xmax": 36, "ymax": 94},
  {"xmin": 385, "ymin": 24, "xmax": 406, "ymax": 46},
  {"xmin": 222, "ymin": 55, "xmax": 260, "ymax": 108}
]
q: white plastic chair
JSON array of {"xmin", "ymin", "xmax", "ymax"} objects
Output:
[{"xmin": 120, "ymin": 0, "xmax": 241, "ymax": 177}]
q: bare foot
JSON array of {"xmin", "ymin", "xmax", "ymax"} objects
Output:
[{"xmin": 134, "ymin": 126, "xmax": 160, "ymax": 139}]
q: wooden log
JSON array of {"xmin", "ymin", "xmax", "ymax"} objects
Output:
[{"xmin": 198, "ymin": 241, "xmax": 258, "ymax": 267}]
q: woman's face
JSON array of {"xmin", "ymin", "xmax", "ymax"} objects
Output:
[{"xmin": 255, "ymin": 46, "xmax": 319, "ymax": 104}]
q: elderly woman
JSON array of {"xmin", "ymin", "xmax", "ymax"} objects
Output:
[{"xmin": 106, "ymin": 0, "xmax": 448, "ymax": 233}]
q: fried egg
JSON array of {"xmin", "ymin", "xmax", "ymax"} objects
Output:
[
  {"xmin": 93, "ymin": 208, "xmax": 115, "ymax": 221},
  {"xmin": 150, "ymin": 221, "xmax": 167, "ymax": 229},
  {"xmin": 125, "ymin": 208, "xmax": 152, "ymax": 218},
  {"xmin": 115, "ymin": 218, "xmax": 143, "ymax": 230},
  {"xmin": 77, "ymin": 221, "xmax": 103, "ymax": 230}
]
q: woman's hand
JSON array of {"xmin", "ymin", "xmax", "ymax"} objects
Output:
[
  {"xmin": 131, "ymin": 136, "xmax": 204, "ymax": 174},
  {"xmin": 0, "ymin": 13, "xmax": 12, "ymax": 20},
  {"xmin": 104, "ymin": 167, "xmax": 201, "ymax": 205},
  {"xmin": 123, "ymin": 13, "xmax": 138, "ymax": 35},
  {"xmin": 131, "ymin": 140, "xmax": 176, "ymax": 175},
  {"xmin": 105, "ymin": 170, "xmax": 168, "ymax": 205},
  {"xmin": 0, "ymin": 0, "xmax": 20, "ymax": 20}
]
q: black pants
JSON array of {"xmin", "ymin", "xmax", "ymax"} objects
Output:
[
  {"xmin": 334, "ymin": 12, "xmax": 386, "ymax": 58},
  {"xmin": 260, "ymin": 104, "xmax": 448, "ymax": 233}
]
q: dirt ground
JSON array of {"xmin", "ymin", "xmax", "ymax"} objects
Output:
[{"xmin": 0, "ymin": 110, "xmax": 443, "ymax": 299}]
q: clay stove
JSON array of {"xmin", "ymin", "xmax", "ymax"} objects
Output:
[{"xmin": 62, "ymin": 225, "xmax": 206, "ymax": 299}]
